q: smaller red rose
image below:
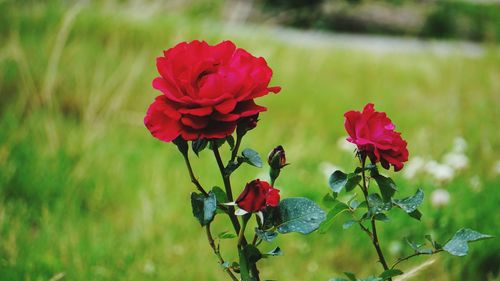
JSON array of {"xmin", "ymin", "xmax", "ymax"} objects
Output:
[
  {"xmin": 236, "ymin": 179, "xmax": 280, "ymax": 213},
  {"xmin": 344, "ymin": 103, "xmax": 409, "ymax": 171}
]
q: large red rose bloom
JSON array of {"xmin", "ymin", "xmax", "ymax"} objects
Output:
[
  {"xmin": 344, "ymin": 103, "xmax": 409, "ymax": 171},
  {"xmin": 144, "ymin": 40, "xmax": 281, "ymax": 142}
]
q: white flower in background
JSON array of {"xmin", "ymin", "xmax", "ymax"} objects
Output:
[
  {"xmin": 443, "ymin": 152, "xmax": 469, "ymax": 171},
  {"xmin": 144, "ymin": 260, "xmax": 155, "ymax": 274},
  {"xmin": 470, "ymin": 175, "xmax": 482, "ymax": 192},
  {"xmin": 389, "ymin": 240, "xmax": 403, "ymax": 255},
  {"xmin": 320, "ymin": 161, "xmax": 342, "ymax": 180},
  {"xmin": 452, "ymin": 137, "xmax": 467, "ymax": 153},
  {"xmin": 493, "ymin": 160, "xmax": 500, "ymax": 176},
  {"xmin": 425, "ymin": 160, "xmax": 455, "ymax": 182},
  {"xmin": 337, "ymin": 136, "xmax": 356, "ymax": 152},
  {"xmin": 431, "ymin": 188, "xmax": 451, "ymax": 207},
  {"xmin": 403, "ymin": 156, "xmax": 426, "ymax": 179}
]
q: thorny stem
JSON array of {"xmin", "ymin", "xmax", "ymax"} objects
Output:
[
  {"xmin": 390, "ymin": 249, "xmax": 443, "ymax": 270},
  {"xmin": 206, "ymin": 224, "xmax": 239, "ymax": 281},
  {"xmin": 182, "ymin": 153, "xmax": 208, "ymax": 196},
  {"xmin": 359, "ymin": 155, "xmax": 391, "ymax": 278},
  {"xmin": 212, "ymin": 145, "xmax": 241, "ymax": 233},
  {"xmin": 182, "ymin": 152, "xmax": 230, "ymax": 213},
  {"xmin": 212, "ymin": 143, "xmax": 261, "ymax": 281}
]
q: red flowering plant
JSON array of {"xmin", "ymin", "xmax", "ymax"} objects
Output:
[
  {"xmin": 321, "ymin": 103, "xmax": 492, "ymax": 281},
  {"xmin": 145, "ymin": 40, "xmax": 325, "ymax": 281}
]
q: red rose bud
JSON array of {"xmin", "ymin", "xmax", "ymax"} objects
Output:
[
  {"xmin": 268, "ymin": 145, "xmax": 287, "ymax": 170},
  {"xmin": 344, "ymin": 103, "xmax": 409, "ymax": 171},
  {"xmin": 236, "ymin": 179, "xmax": 280, "ymax": 213},
  {"xmin": 144, "ymin": 40, "xmax": 281, "ymax": 143}
]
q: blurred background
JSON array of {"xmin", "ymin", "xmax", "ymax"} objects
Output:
[{"xmin": 0, "ymin": 0, "xmax": 499, "ymax": 280}]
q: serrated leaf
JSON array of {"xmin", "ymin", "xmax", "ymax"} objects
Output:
[
  {"xmin": 319, "ymin": 202, "xmax": 349, "ymax": 233},
  {"xmin": 190, "ymin": 191, "xmax": 217, "ymax": 226},
  {"xmin": 443, "ymin": 228, "xmax": 494, "ymax": 256},
  {"xmin": 344, "ymin": 272, "xmax": 356, "ymax": 281},
  {"xmin": 343, "ymin": 220, "xmax": 356, "ymax": 230},
  {"xmin": 264, "ymin": 247, "xmax": 283, "ymax": 257},
  {"xmin": 218, "ymin": 231, "xmax": 237, "ymax": 239},
  {"xmin": 255, "ymin": 228, "xmax": 278, "ymax": 242},
  {"xmin": 372, "ymin": 173, "xmax": 397, "ymax": 201},
  {"xmin": 392, "ymin": 189, "xmax": 424, "ymax": 214},
  {"xmin": 346, "ymin": 174, "xmax": 362, "ymax": 192},
  {"xmin": 241, "ymin": 148, "xmax": 263, "ymax": 168},
  {"xmin": 329, "ymin": 170, "xmax": 348, "ymax": 193},
  {"xmin": 367, "ymin": 193, "xmax": 392, "ymax": 214},
  {"xmin": 323, "ymin": 193, "xmax": 338, "ymax": 208},
  {"xmin": 244, "ymin": 244, "xmax": 262, "ymax": 263},
  {"xmin": 212, "ymin": 186, "xmax": 228, "ymax": 203},
  {"xmin": 405, "ymin": 237, "xmax": 421, "ymax": 250},
  {"xmin": 192, "ymin": 138, "xmax": 208, "ymax": 156},
  {"xmin": 277, "ymin": 197, "xmax": 326, "ymax": 234},
  {"xmin": 409, "ymin": 209, "xmax": 422, "ymax": 221},
  {"xmin": 329, "ymin": 171, "xmax": 361, "ymax": 193},
  {"xmin": 374, "ymin": 213, "xmax": 390, "ymax": 222},
  {"xmin": 379, "ymin": 269, "xmax": 403, "ymax": 280}
]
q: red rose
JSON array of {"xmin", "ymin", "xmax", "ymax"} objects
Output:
[
  {"xmin": 236, "ymin": 179, "xmax": 280, "ymax": 213},
  {"xmin": 344, "ymin": 103, "xmax": 409, "ymax": 171},
  {"xmin": 144, "ymin": 40, "xmax": 281, "ymax": 142}
]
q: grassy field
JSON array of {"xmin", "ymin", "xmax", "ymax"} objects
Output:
[{"xmin": 0, "ymin": 1, "xmax": 499, "ymax": 280}]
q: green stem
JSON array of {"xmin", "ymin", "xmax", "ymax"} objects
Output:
[
  {"xmin": 206, "ymin": 224, "xmax": 239, "ymax": 281},
  {"xmin": 182, "ymin": 152, "xmax": 208, "ymax": 196},
  {"xmin": 391, "ymin": 249, "xmax": 443, "ymax": 269},
  {"xmin": 212, "ymin": 143, "xmax": 260, "ymax": 281},
  {"xmin": 359, "ymin": 156, "xmax": 391, "ymax": 278}
]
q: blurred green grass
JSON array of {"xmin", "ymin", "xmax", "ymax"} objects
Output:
[{"xmin": 0, "ymin": 1, "xmax": 499, "ymax": 280}]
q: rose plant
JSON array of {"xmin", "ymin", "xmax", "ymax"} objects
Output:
[
  {"xmin": 145, "ymin": 41, "xmax": 492, "ymax": 281},
  {"xmin": 321, "ymin": 103, "xmax": 493, "ymax": 281},
  {"xmin": 145, "ymin": 40, "xmax": 325, "ymax": 281}
]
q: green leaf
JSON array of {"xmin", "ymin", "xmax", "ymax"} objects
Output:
[
  {"xmin": 372, "ymin": 173, "xmax": 397, "ymax": 201},
  {"xmin": 342, "ymin": 220, "xmax": 356, "ymax": 230},
  {"xmin": 244, "ymin": 244, "xmax": 262, "ymax": 263},
  {"xmin": 192, "ymin": 138, "xmax": 208, "ymax": 156},
  {"xmin": 409, "ymin": 209, "xmax": 422, "ymax": 221},
  {"xmin": 359, "ymin": 277, "xmax": 382, "ymax": 281},
  {"xmin": 443, "ymin": 228, "xmax": 494, "ymax": 256},
  {"xmin": 218, "ymin": 231, "xmax": 237, "ymax": 239},
  {"xmin": 318, "ymin": 202, "xmax": 349, "ymax": 233},
  {"xmin": 212, "ymin": 186, "xmax": 228, "ymax": 203},
  {"xmin": 329, "ymin": 171, "xmax": 361, "ymax": 193},
  {"xmin": 405, "ymin": 237, "xmax": 421, "ymax": 251},
  {"xmin": 329, "ymin": 279, "xmax": 348, "ymax": 281},
  {"xmin": 329, "ymin": 170, "xmax": 347, "ymax": 193},
  {"xmin": 238, "ymin": 247, "xmax": 252, "ymax": 281},
  {"xmin": 322, "ymin": 193, "xmax": 338, "ymax": 208},
  {"xmin": 367, "ymin": 193, "xmax": 392, "ymax": 214},
  {"xmin": 241, "ymin": 148, "xmax": 263, "ymax": 168},
  {"xmin": 255, "ymin": 228, "xmax": 278, "ymax": 242},
  {"xmin": 345, "ymin": 174, "xmax": 362, "ymax": 192},
  {"xmin": 277, "ymin": 197, "xmax": 326, "ymax": 234},
  {"xmin": 392, "ymin": 188, "xmax": 424, "ymax": 215},
  {"xmin": 379, "ymin": 269, "xmax": 403, "ymax": 280},
  {"xmin": 374, "ymin": 213, "xmax": 390, "ymax": 222},
  {"xmin": 344, "ymin": 272, "xmax": 356, "ymax": 281},
  {"xmin": 264, "ymin": 246, "xmax": 283, "ymax": 257},
  {"xmin": 190, "ymin": 191, "xmax": 217, "ymax": 226}
]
